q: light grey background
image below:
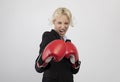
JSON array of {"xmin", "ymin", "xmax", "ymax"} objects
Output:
[{"xmin": 0, "ymin": 0, "xmax": 120, "ymax": 82}]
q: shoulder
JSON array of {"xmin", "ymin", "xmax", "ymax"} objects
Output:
[
  {"xmin": 43, "ymin": 31, "xmax": 50, "ymax": 36},
  {"xmin": 42, "ymin": 29, "xmax": 60, "ymax": 40},
  {"xmin": 42, "ymin": 31, "xmax": 52, "ymax": 38},
  {"xmin": 41, "ymin": 30, "xmax": 58, "ymax": 41}
]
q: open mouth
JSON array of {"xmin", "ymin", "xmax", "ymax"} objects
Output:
[{"xmin": 59, "ymin": 29, "xmax": 65, "ymax": 34}]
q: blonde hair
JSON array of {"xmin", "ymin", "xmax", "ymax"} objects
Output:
[{"xmin": 52, "ymin": 7, "xmax": 73, "ymax": 27}]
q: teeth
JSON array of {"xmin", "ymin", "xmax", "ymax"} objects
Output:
[{"xmin": 60, "ymin": 30, "xmax": 64, "ymax": 32}]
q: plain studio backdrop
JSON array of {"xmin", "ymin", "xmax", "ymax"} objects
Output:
[{"xmin": 0, "ymin": 0, "xmax": 120, "ymax": 82}]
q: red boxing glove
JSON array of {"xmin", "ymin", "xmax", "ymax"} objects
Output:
[
  {"xmin": 42, "ymin": 40, "xmax": 66, "ymax": 63},
  {"xmin": 65, "ymin": 41, "xmax": 79, "ymax": 68}
]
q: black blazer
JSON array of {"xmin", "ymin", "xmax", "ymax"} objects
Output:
[{"xmin": 35, "ymin": 29, "xmax": 80, "ymax": 82}]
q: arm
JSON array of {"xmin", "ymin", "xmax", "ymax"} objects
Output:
[
  {"xmin": 35, "ymin": 32, "xmax": 53, "ymax": 73},
  {"xmin": 35, "ymin": 32, "xmax": 66, "ymax": 73},
  {"xmin": 65, "ymin": 40, "xmax": 81, "ymax": 74},
  {"xmin": 35, "ymin": 54, "xmax": 51, "ymax": 73}
]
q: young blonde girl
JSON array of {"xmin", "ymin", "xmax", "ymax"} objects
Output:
[{"xmin": 35, "ymin": 7, "xmax": 81, "ymax": 82}]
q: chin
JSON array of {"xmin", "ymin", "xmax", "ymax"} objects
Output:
[{"xmin": 60, "ymin": 34, "xmax": 65, "ymax": 37}]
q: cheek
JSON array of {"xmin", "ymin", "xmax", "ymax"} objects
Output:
[
  {"xmin": 54, "ymin": 24, "xmax": 61, "ymax": 30},
  {"xmin": 55, "ymin": 24, "xmax": 61, "ymax": 29},
  {"xmin": 65, "ymin": 25, "xmax": 69, "ymax": 29}
]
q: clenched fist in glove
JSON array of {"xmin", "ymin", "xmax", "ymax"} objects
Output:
[
  {"xmin": 65, "ymin": 40, "xmax": 81, "ymax": 69},
  {"xmin": 37, "ymin": 40, "xmax": 66, "ymax": 68},
  {"xmin": 42, "ymin": 40, "xmax": 66, "ymax": 62}
]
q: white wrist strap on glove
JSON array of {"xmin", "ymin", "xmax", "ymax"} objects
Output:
[
  {"xmin": 45, "ymin": 56, "xmax": 53, "ymax": 63},
  {"xmin": 70, "ymin": 55, "xmax": 75, "ymax": 64},
  {"xmin": 36, "ymin": 55, "xmax": 52, "ymax": 68}
]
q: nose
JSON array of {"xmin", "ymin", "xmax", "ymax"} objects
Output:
[{"xmin": 61, "ymin": 24, "xmax": 66, "ymax": 29}]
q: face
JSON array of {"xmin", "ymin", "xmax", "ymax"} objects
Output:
[{"xmin": 53, "ymin": 15, "xmax": 70, "ymax": 37}]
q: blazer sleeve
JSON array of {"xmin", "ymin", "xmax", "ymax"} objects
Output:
[
  {"xmin": 35, "ymin": 32, "xmax": 53, "ymax": 73},
  {"xmin": 71, "ymin": 60, "xmax": 81, "ymax": 74}
]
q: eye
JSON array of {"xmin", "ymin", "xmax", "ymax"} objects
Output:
[
  {"xmin": 65, "ymin": 22, "xmax": 69, "ymax": 25},
  {"xmin": 58, "ymin": 22, "xmax": 62, "ymax": 24}
]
